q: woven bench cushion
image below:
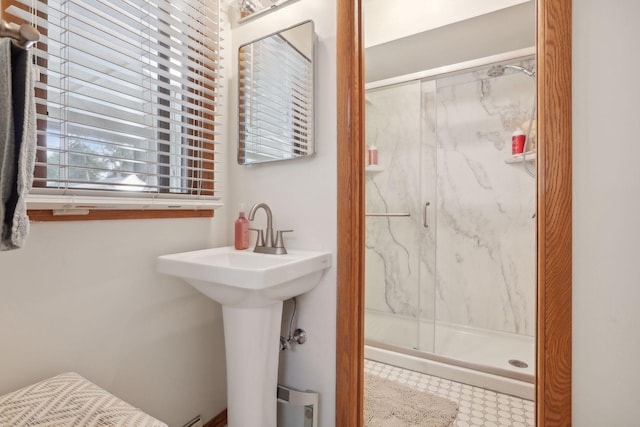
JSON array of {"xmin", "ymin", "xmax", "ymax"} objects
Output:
[{"xmin": 0, "ymin": 372, "xmax": 168, "ymax": 426}]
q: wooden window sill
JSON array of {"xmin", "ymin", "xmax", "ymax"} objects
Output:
[{"xmin": 28, "ymin": 209, "xmax": 214, "ymax": 222}]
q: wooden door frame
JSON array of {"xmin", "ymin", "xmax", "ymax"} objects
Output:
[{"xmin": 336, "ymin": 0, "xmax": 572, "ymax": 425}]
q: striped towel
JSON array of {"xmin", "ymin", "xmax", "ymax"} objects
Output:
[{"xmin": 0, "ymin": 37, "xmax": 36, "ymax": 251}]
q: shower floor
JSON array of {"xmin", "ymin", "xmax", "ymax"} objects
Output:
[
  {"xmin": 365, "ymin": 310, "xmax": 535, "ymax": 398},
  {"xmin": 365, "ymin": 358, "xmax": 535, "ymax": 427}
]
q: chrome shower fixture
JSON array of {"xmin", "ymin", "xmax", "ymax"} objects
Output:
[{"xmin": 487, "ymin": 64, "xmax": 536, "ymax": 79}]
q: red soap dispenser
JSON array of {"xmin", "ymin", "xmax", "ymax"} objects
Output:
[{"xmin": 234, "ymin": 203, "xmax": 250, "ymax": 250}]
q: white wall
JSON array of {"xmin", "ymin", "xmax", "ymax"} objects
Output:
[
  {"xmin": 364, "ymin": 0, "xmax": 535, "ymax": 83},
  {"xmin": 572, "ymin": 1, "xmax": 640, "ymax": 425},
  {"xmin": 0, "ymin": 218, "xmax": 229, "ymax": 426},
  {"xmin": 228, "ymin": 1, "xmax": 337, "ymax": 425},
  {"xmin": 364, "ymin": 0, "xmax": 530, "ymax": 48}
]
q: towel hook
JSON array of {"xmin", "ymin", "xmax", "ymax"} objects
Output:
[{"xmin": 0, "ymin": 19, "xmax": 40, "ymax": 50}]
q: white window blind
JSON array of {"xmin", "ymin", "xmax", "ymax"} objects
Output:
[
  {"xmin": 5, "ymin": 0, "xmax": 223, "ymax": 210},
  {"xmin": 238, "ymin": 28, "xmax": 313, "ymax": 163}
]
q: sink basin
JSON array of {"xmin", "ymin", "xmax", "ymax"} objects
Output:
[{"xmin": 157, "ymin": 246, "xmax": 331, "ymax": 307}]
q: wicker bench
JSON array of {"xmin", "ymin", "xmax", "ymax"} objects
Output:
[{"xmin": 0, "ymin": 372, "xmax": 168, "ymax": 426}]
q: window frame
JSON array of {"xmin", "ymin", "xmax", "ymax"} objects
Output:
[{"xmin": 3, "ymin": 0, "xmax": 221, "ymax": 221}]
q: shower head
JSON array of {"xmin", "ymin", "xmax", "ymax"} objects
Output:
[
  {"xmin": 487, "ymin": 65, "xmax": 505, "ymax": 77},
  {"xmin": 487, "ymin": 64, "xmax": 536, "ymax": 79}
]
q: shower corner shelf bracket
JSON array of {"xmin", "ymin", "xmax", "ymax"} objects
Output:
[
  {"xmin": 365, "ymin": 165, "xmax": 384, "ymax": 173},
  {"xmin": 505, "ymin": 152, "xmax": 536, "ymax": 164}
]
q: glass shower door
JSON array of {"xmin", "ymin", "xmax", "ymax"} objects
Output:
[
  {"xmin": 364, "ymin": 80, "xmax": 435, "ymax": 353},
  {"xmin": 364, "ymin": 59, "xmax": 537, "ymax": 379},
  {"xmin": 423, "ymin": 62, "xmax": 537, "ymax": 368},
  {"xmin": 417, "ymin": 79, "xmax": 438, "ymax": 353}
]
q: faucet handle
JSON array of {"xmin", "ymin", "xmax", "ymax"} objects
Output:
[
  {"xmin": 275, "ymin": 229, "xmax": 293, "ymax": 250},
  {"xmin": 249, "ymin": 228, "xmax": 265, "ymax": 247}
]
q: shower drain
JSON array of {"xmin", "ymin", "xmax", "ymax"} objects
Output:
[{"xmin": 508, "ymin": 359, "xmax": 529, "ymax": 369}]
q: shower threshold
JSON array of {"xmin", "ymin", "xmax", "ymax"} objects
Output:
[{"xmin": 365, "ymin": 341, "xmax": 534, "ymax": 400}]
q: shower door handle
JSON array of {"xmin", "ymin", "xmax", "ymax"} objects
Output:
[{"xmin": 423, "ymin": 201, "xmax": 430, "ymax": 228}]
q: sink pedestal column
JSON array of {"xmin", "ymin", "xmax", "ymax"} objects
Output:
[{"xmin": 222, "ymin": 301, "xmax": 283, "ymax": 427}]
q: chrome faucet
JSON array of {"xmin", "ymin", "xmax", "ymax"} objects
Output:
[{"xmin": 247, "ymin": 202, "xmax": 292, "ymax": 255}]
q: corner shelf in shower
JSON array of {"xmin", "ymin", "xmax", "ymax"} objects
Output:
[
  {"xmin": 505, "ymin": 152, "xmax": 536, "ymax": 164},
  {"xmin": 365, "ymin": 165, "xmax": 384, "ymax": 173}
]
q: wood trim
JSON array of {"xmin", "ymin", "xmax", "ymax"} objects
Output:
[
  {"xmin": 336, "ymin": 0, "xmax": 573, "ymax": 426},
  {"xmin": 536, "ymin": 0, "xmax": 572, "ymax": 425},
  {"xmin": 27, "ymin": 210, "xmax": 214, "ymax": 221},
  {"xmin": 204, "ymin": 409, "xmax": 227, "ymax": 427},
  {"xmin": 336, "ymin": 0, "xmax": 365, "ymax": 425}
]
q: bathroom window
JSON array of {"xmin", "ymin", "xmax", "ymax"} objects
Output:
[{"xmin": 3, "ymin": 0, "xmax": 222, "ymax": 219}]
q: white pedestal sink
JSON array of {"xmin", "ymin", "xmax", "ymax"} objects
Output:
[{"xmin": 157, "ymin": 246, "xmax": 331, "ymax": 427}]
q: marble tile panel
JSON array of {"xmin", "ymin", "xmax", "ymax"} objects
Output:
[
  {"xmin": 365, "ymin": 81, "xmax": 423, "ymax": 317},
  {"xmin": 431, "ymin": 61, "xmax": 536, "ymax": 335}
]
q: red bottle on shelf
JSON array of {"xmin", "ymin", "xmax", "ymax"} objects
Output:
[{"xmin": 512, "ymin": 129, "xmax": 526, "ymax": 155}]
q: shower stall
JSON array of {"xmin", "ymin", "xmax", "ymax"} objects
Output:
[{"xmin": 364, "ymin": 56, "xmax": 536, "ymax": 399}]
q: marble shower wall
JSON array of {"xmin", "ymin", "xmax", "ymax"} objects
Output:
[
  {"xmin": 365, "ymin": 59, "xmax": 536, "ymax": 340},
  {"xmin": 365, "ymin": 80, "xmax": 425, "ymax": 319}
]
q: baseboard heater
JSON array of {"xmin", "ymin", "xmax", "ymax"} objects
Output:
[{"xmin": 277, "ymin": 385, "xmax": 319, "ymax": 427}]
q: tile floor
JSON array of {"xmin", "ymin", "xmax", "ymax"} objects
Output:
[{"xmin": 364, "ymin": 359, "xmax": 534, "ymax": 427}]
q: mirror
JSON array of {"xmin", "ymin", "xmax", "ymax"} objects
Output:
[{"xmin": 238, "ymin": 21, "xmax": 315, "ymax": 165}]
